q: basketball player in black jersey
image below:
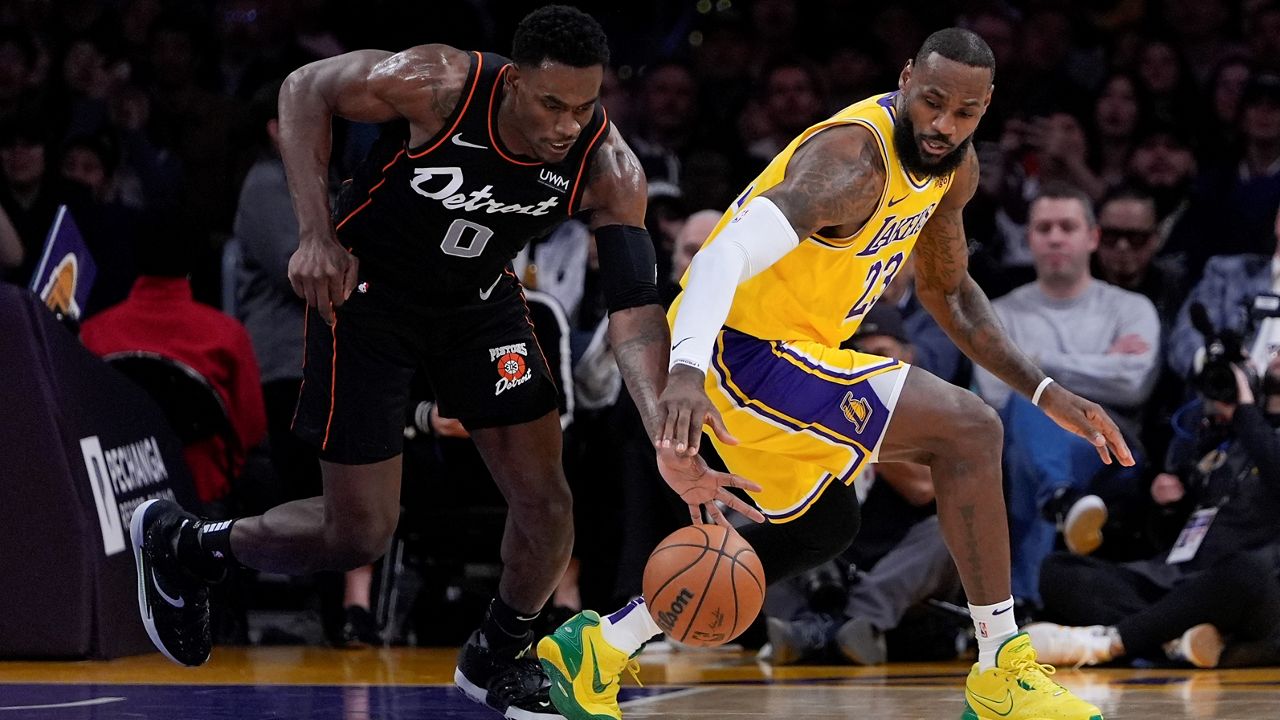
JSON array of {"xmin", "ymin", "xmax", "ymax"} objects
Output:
[{"xmin": 128, "ymin": 7, "xmax": 755, "ymax": 720}]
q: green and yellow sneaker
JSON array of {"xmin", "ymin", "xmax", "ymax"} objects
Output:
[
  {"xmin": 538, "ymin": 610, "xmax": 641, "ymax": 720},
  {"xmin": 963, "ymin": 632, "xmax": 1104, "ymax": 720}
]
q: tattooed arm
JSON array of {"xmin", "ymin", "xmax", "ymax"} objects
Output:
[
  {"xmin": 584, "ymin": 128, "xmax": 767, "ymax": 526},
  {"xmin": 914, "ymin": 148, "xmax": 1133, "ymax": 465},
  {"xmin": 580, "ymin": 128, "xmax": 670, "ymax": 440},
  {"xmin": 760, "ymin": 124, "xmax": 886, "ymax": 241}
]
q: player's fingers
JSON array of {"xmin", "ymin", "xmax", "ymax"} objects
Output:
[
  {"xmin": 289, "ymin": 271, "xmax": 305, "ymax": 300},
  {"xmin": 316, "ymin": 288, "xmax": 335, "ymax": 325},
  {"xmin": 704, "ymin": 502, "xmax": 734, "ymax": 529},
  {"xmin": 342, "ymin": 254, "xmax": 359, "ymax": 299},
  {"xmin": 1098, "ymin": 416, "xmax": 1135, "ymax": 467},
  {"xmin": 718, "ymin": 489, "xmax": 765, "ymax": 523},
  {"xmin": 301, "ymin": 280, "xmax": 318, "ymax": 312},
  {"xmin": 726, "ymin": 473, "xmax": 763, "ymax": 494},
  {"xmin": 1092, "ymin": 439, "xmax": 1112, "ymax": 465},
  {"xmin": 705, "ymin": 406, "xmax": 738, "ymax": 447},
  {"xmin": 328, "ymin": 269, "xmax": 347, "ymax": 310},
  {"xmin": 659, "ymin": 404, "xmax": 677, "ymax": 448},
  {"xmin": 673, "ymin": 405, "xmax": 693, "ymax": 455},
  {"xmin": 688, "ymin": 504, "xmax": 702, "ymax": 526},
  {"xmin": 1090, "ymin": 404, "xmax": 1131, "ymax": 466}
]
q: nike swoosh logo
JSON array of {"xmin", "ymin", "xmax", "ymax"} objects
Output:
[
  {"xmin": 992, "ymin": 606, "xmax": 1012, "ymax": 615},
  {"xmin": 479, "ymin": 275, "xmax": 501, "ymax": 300},
  {"xmin": 671, "ymin": 336, "xmax": 694, "ymax": 351},
  {"xmin": 452, "ymin": 133, "xmax": 488, "ymax": 150},
  {"xmin": 152, "ymin": 568, "xmax": 185, "ymax": 608},
  {"xmin": 590, "ymin": 644, "xmax": 611, "ymax": 694},
  {"xmin": 969, "ymin": 689, "xmax": 1014, "ymax": 716},
  {"xmin": 887, "ymin": 194, "xmax": 909, "ymax": 207}
]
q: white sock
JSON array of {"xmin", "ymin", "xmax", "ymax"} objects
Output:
[
  {"xmin": 599, "ymin": 597, "xmax": 664, "ymax": 656},
  {"xmin": 970, "ymin": 597, "xmax": 1018, "ymax": 671}
]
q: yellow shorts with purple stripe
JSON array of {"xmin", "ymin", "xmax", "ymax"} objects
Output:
[{"xmin": 706, "ymin": 328, "xmax": 910, "ymax": 523}]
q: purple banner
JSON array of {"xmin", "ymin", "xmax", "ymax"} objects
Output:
[{"xmin": 28, "ymin": 205, "xmax": 97, "ymax": 322}]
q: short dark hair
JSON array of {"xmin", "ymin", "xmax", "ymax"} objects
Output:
[
  {"xmin": 1034, "ymin": 181, "xmax": 1097, "ymax": 227},
  {"xmin": 915, "ymin": 28, "xmax": 995, "ymax": 81},
  {"xmin": 512, "ymin": 5, "xmax": 609, "ymax": 69},
  {"xmin": 1099, "ymin": 184, "xmax": 1156, "ymax": 215}
]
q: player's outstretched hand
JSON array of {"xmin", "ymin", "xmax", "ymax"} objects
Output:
[
  {"xmin": 656, "ymin": 364, "xmax": 737, "ymax": 457},
  {"xmin": 1038, "ymin": 382, "xmax": 1135, "ymax": 466},
  {"xmin": 289, "ymin": 239, "xmax": 359, "ymax": 325},
  {"xmin": 656, "ymin": 447, "xmax": 764, "ymax": 527}
]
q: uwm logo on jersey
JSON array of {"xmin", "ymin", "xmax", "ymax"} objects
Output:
[
  {"xmin": 856, "ymin": 203, "xmax": 937, "ymax": 257},
  {"xmin": 410, "ymin": 166, "xmax": 560, "ymax": 216},
  {"xmin": 538, "ymin": 168, "xmax": 569, "ymax": 193}
]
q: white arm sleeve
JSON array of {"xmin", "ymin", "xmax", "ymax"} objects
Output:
[{"xmin": 669, "ymin": 196, "xmax": 800, "ymax": 372}]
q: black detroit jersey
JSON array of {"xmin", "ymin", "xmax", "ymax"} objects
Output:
[{"xmin": 332, "ymin": 51, "xmax": 609, "ymax": 304}]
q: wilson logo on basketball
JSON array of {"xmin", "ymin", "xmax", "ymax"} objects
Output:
[
  {"xmin": 490, "ymin": 342, "xmax": 531, "ymax": 396},
  {"xmin": 655, "ymin": 588, "xmax": 695, "ymax": 631}
]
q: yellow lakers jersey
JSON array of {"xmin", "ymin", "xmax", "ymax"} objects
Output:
[{"xmin": 675, "ymin": 92, "xmax": 954, "ymax": 347}]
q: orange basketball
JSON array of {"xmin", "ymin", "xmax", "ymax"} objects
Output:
[{"xmin": 642, "ymin": 524, "xmax": 766, "ymax": 647}]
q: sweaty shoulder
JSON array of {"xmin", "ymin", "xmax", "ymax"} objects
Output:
[{"xmin": 366, "ymin": 44, "xmax": 473, "ymax": 130}]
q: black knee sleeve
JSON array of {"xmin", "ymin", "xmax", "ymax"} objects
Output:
[{"xmin": 740, "ymin": 480, "xmax": 861, "ymax": 585}]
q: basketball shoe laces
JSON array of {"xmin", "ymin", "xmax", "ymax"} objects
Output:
[
  {"xmin": 998, "ymin": 654, "xmax": 1066, "ymax": 696},
  {"xmin": 623, "ymin": 657, "xmax": 643, "ymax": 687}
]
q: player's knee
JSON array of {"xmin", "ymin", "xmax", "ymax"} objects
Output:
[
  {"xmin": 939, "ymin": 392, "xmax": 1002, "ymax": 459},
  {"xmin": 324, "ymin": 509, "xmax": 398, "ymax": 568},
  {"xmin": 505, "ymin": 470, "xmax": 573, "ymax": 524}
]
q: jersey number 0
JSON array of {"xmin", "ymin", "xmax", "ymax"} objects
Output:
[{"xmin": 440, "ymin": 218, "xmax": 495, "ymax": 258}]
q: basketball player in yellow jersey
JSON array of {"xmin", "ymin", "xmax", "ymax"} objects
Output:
[{"xmin": 541, "ymin": 28, "xmax": 1130, "ymax": 720}]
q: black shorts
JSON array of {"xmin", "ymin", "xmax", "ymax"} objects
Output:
[{"xmin": 291, "ymin": 278, "xmax": 559, "ymax": 464}]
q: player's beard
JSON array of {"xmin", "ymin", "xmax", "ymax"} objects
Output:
[{"xmin": 892, "ymin": 110, "xmax": 972, "ymax": 178}]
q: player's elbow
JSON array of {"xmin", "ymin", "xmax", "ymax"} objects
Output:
[
  {"xmin": 900, "ymin": 481, "xmax": 937, "ymax": 507},
  {"xmin": 689, "ymin": 241, "xmax": 747, "ymax": 284}
]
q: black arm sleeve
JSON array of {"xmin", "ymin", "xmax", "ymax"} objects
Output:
[{"xmin": 595, "ymin": 224, "xmax": 661, "ymax": 313}]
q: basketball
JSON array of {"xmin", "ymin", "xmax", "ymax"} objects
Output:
[{"xmin": 642, "ymin": 524, "xmax": 766, "ymax": 647}]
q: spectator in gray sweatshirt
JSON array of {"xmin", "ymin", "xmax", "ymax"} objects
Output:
[{"xmin": 975, "ymin": 182, "xmax": 1161, "ymax": 607}]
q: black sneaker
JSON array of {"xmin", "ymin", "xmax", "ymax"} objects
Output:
[
  {"xmin": 130, "ymin": 498, "xmax": 213, "ymax": 666},
  {"xmin": 454, "ymin": 629, "xmax": 560, "ymax": 719},
  {"xmin": 336, "ymin": 605, "xmax": 382, "ymax": 648}
]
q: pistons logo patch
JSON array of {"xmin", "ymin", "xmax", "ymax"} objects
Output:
[{"xmin": 490, "ymin": 342, "xmax": 532, "ymax": 396}]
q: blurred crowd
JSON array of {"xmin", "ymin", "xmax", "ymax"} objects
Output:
[{"xmin": 2, "ymin": 0, "xmax": 1280, "ymax": 667}]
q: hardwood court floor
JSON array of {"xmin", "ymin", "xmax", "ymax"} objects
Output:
[{"xmin": 1, "ymin": 645, "xmax": 1278, "ymax": 718}]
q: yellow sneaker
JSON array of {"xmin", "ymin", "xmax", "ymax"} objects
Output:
[
  {"xmin": 963, "ymin": 632, "xmax": 1103, "ymax": 720},
  {"xmin": 537, "ymin": 610, "xmax": 641, "ymax": 720}
]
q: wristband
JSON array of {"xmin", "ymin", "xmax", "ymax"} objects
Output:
[
  {"xmin": 1031, "ymin": 377, "xmax": 1054, "ymax": 407},
  {"xmin": 414, "ymin": 401, "xmax": 435, "ymax": 434}
]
